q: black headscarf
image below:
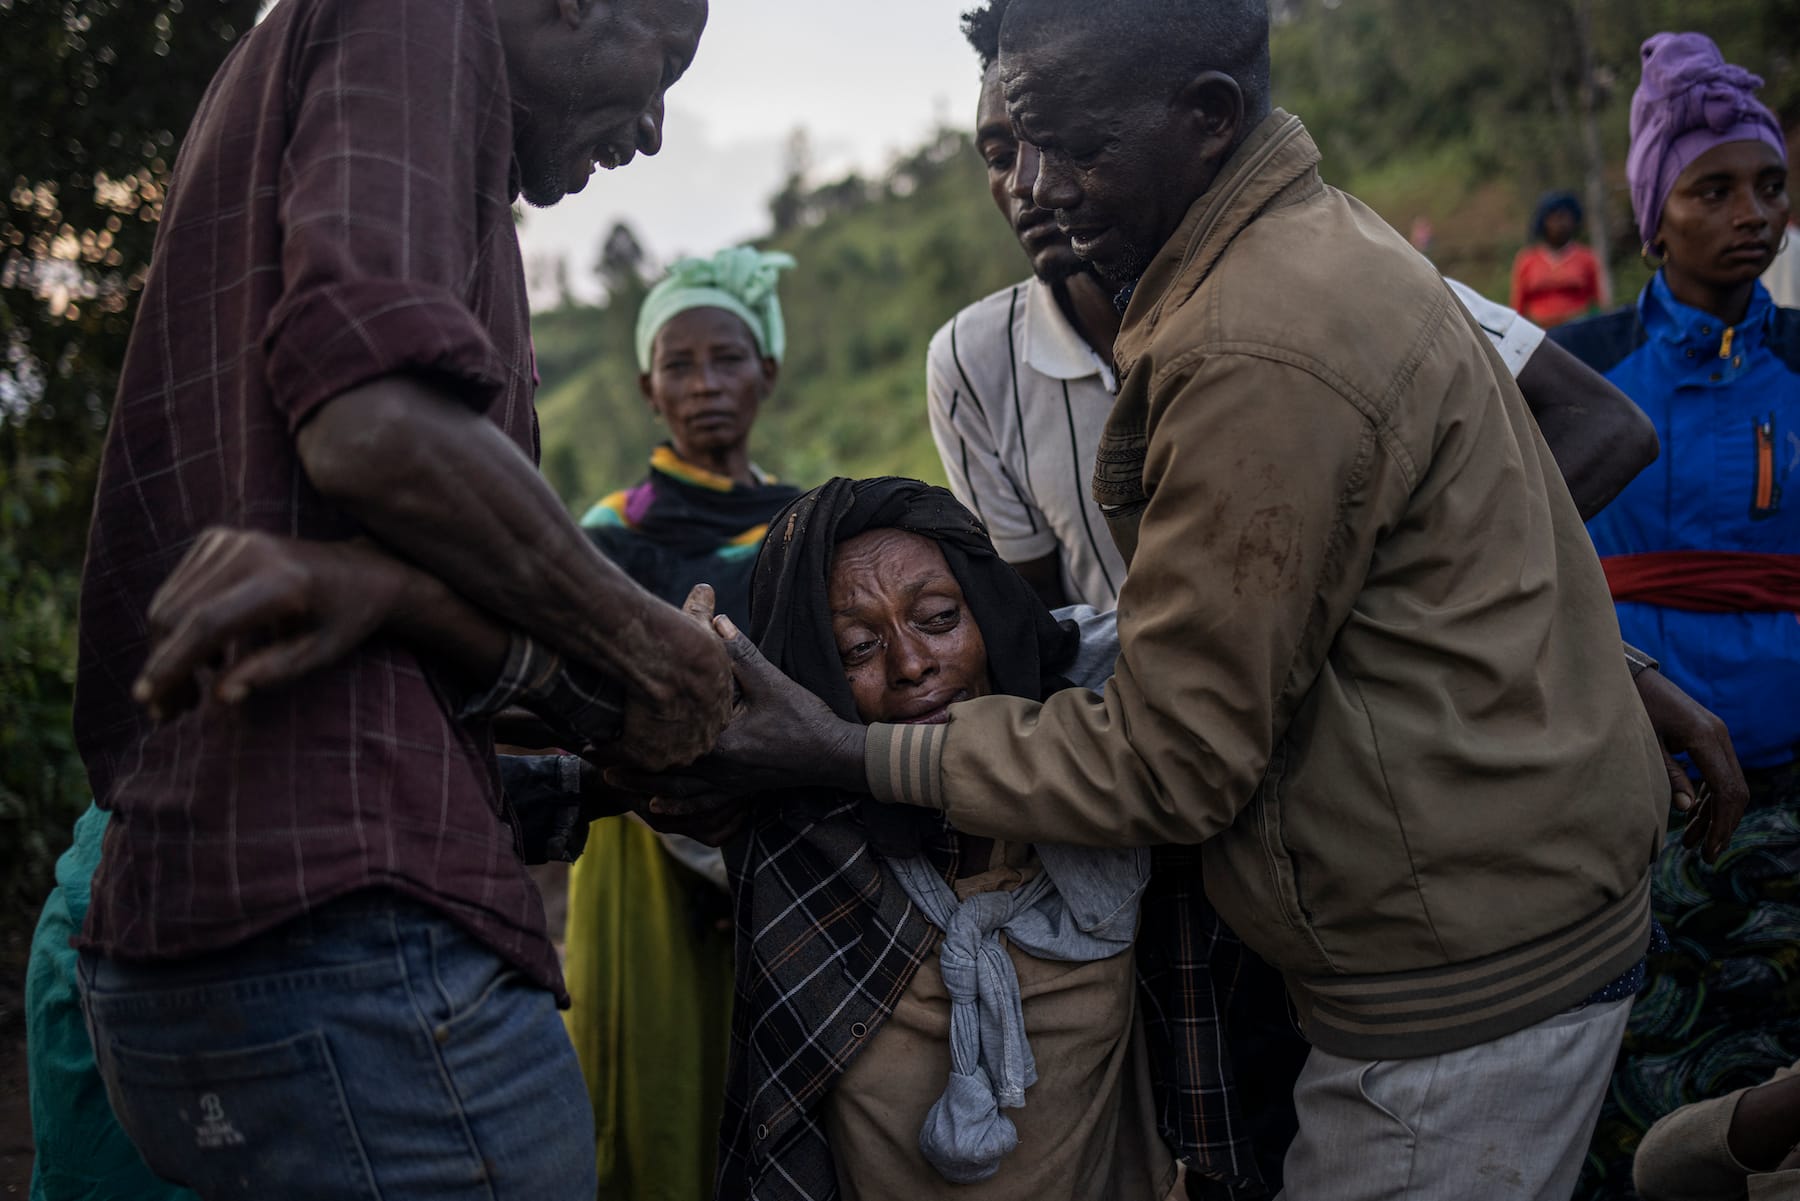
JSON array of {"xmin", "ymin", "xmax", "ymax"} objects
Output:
[
  {"xmin": 1530, "ymin": 189, "xmax": 1584, "ymax": 242},
  {"xmin": 716, "ymin": 479, "xmax": 1086, "ymax": 1188},
  {"xmin": 748, "ymin": 476, "xmax": 1078, "ymax": 855}
]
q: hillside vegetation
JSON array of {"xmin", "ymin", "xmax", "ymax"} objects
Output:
[
  {"xmin": 534, "ymin": 0, "xmax": 1798, "ymax": 510},
  {"xmin": 533, "ymin": 135, "xmax": 1019, "ymax": 508}
]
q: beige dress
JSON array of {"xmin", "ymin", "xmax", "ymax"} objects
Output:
[{"xmin": 820, "ymin": 843, "xmax": 1176, "ymax": 1201}]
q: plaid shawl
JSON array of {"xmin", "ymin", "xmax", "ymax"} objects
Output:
[
  {"xmin": 1136, "ymin": 846, "xmax": 1268, "ymax": 1199},
  {"xmin": 715, "ymin": 479, "xmax": 1270, "ymax": 1200}
]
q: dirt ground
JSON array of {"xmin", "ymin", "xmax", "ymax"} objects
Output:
[{"xmin": 1, "ymin": 913, "xmax": 38, "ymax": 1198}]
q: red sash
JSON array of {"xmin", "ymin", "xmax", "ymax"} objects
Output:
[{"xmin": 1601, "ymin": 551, "xmax": 1800, "ymax": 613}]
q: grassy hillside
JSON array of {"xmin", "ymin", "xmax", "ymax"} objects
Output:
[
  {"xmin": 535, "ymin": 140, "xmax": 1025, "ymax": 509},
  {"xmin": 1270, "ymin": 0, "xmax": 1799, "ymax": 300}
]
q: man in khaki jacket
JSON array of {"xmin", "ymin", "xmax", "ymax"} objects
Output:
[{"xmin": 645, "ymin": 0, "xmax": 1706, "ymax": 1194}]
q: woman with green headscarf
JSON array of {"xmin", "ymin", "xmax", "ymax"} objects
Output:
[
  {"xmin": 564, "ymin": 246, "xmax": 801, "ymax": 1201},
  {"xmin": 580, "ymin": 245, "xmax": 801, "ymax": 624}
]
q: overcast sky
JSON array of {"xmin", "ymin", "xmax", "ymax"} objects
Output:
[{"xmin": 514, "ymin": 0, "xmax": 988, "ymax": 307}]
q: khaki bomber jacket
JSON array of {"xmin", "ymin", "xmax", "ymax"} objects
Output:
[{"xmin": 868, "ymin": 112, "xmax": 1668, "ymax": 1058}]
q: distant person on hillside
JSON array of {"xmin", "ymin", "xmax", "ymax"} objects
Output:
[
  {"xmin": 565, "ymin": 245, "xmax": 802, "ymax": 1201},
  {"xmin": 1409, "ymin": 213, "xmax": 1435, "ymax": 257},
  {"xmin": 1512, "ymin": 190, "xmax": 1611, "ymax": 326},
  {"xmin": 1552, "ymin": 32, "xmax": 1799, "ymax": 1201}
]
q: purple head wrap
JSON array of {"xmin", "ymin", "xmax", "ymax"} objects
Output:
[{"xmin": 1627, "ymin": 32, "xmax": 1787, "ymax": 246}]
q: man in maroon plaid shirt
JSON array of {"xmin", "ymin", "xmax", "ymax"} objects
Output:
[{"xmin": 68, "ymin": 0, "xmax": 722, "ymax": 1196}]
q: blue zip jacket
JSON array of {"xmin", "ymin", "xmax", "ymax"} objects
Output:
[{"xmin": 1553, "ymin": 276, "xmax": 1800, "ymax": 770}]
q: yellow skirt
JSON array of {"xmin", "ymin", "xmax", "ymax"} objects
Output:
[{"xmin": 563, "ymin": 815, "xmax": 735, "ymax": 1201}]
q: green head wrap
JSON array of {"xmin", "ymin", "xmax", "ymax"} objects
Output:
[{"xmin": 635, "ymin": 246, "xmax": 797, "ymax": 373}]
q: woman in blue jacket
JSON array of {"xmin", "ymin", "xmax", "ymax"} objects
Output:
[{"xmin": 1554, "ymin": 32, "xmax": 1798, "ymax": 1201}]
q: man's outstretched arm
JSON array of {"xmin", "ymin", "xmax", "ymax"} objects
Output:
[
  {"xmin": 624, "ymin": 356, "xmax": 1390, "ymax": 849},
  {"xmin": 255, "ymin": 4, "xmax": 728, "ymax": 771},
  {"xmin": 1447, "ymin": 279, "xmax": 1656, "ymax": 519},
  {"xmin": 295, "ymin": 378, "xmax": 730, "ymax": 769},
  {"xmin": 1516, "ymin": 335, "xmax": 1659, "ymax": 520},
  {"xmin": 132, "ymin": 528, "xmax": 640, "ymax": 862}
]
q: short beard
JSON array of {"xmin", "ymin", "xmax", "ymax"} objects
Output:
[
  {"xmin": 511, "ymin": 112, "xmax": 570, "ymax": 208},
  {"xmin": 516, "ymin": 163, "xmax": 567, "ymax": 209},
  {"xmin": 1090, "ymin": 239, "xmax": 1154, "ymax": 291}
]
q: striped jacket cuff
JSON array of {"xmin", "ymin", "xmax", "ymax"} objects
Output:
[
  {"xmin": 865, "ymin": 722, "xmax": 948, "ymax": 810},
  {"xmin": 458, "ymin": 633, "xmax": 624, "ymax": 746}
]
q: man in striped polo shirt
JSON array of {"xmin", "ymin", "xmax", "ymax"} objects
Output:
[{"xmin": 929, "ymin": 1, "xmax": 1664, "ymax": 614}]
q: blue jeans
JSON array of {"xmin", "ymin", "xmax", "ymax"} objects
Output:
[{"xmin": 77, "ymin": 890, "xmax": 596, "ymax": 1200}]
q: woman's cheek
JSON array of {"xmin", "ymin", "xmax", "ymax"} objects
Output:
[
  {"xmin": 936, "ymin": 629, "xmax": 980, "ymax": 692},
  {"xmin": 845, "ymin": 666, "xmax": 885, "ymax": 721}
]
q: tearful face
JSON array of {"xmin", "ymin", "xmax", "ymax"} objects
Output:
[{"xmin": 827, "ymin": 530, "xmax": 992, "ymax": 725}]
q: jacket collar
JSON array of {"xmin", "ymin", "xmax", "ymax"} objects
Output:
[
  {"xmin": 1639, "ymin": 271, "xmax": 1774, "ymax": 366},
  {"xmin": 1115, "ymin": 110, "xmax": 1321, "ymax": 377},
  {"xmin": 1023, "ymin": 276, "xmax": 1117, "ymax": 390}
]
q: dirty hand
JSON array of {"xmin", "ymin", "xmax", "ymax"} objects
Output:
[
  {"xmin": 1633, "ymin": 666, "xmax": 1750, "ymax": 863},
  {"xmin": 632, "ymin": 798, "xmax": 750, "ymax": 848},
  {"xmin": 607, "ymin": 608, "xmax": 868, "ymax": 820},
  {"xmin": 615, "ymin": 584, "xmax": 737, "ymax": 773}
]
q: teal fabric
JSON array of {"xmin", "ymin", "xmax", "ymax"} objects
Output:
[
  {"xmin": 633, "ymin": 245, "xmax": 795, "ymax": 370},
  {"xmin": 26, "ymin": 803, "xmax": 196, "ymax": 1201}
]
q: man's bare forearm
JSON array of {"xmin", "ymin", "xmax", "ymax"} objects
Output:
[
  {"xmin": 296, "ymin": 376, "xmax": 672, "ymax": 694},
  {"xmin": 1517, "ymin": 337, "xmax": 1659, "ymax": 520},
  {"xmin": 384, "ymin": 556, "xmax": 512, "ymax": 684}
]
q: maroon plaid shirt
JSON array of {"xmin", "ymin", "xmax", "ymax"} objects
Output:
[{"xmin": 73, "ymin": 0, "xmax": 560, "ymax": 994}]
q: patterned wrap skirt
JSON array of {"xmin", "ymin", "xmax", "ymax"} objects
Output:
[{"xmin": 1578, "ymin": 761, "xmax": 1800, "ymax": 1199}]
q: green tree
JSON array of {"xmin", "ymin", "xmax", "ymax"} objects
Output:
[
  {"xmin": 533, "ymin": 129, "xmax": 1028, "ymax": 505},
  {"xmin": 0, "ymin": 455, "xmax": 83, "ymax": 912},
  {"xmin": 0, "ymin": 0, "xmax": 259, "ymax": 921},
  {"xmin": 595, "ymin": 219, "xmax": 650, "ymax": 299}
]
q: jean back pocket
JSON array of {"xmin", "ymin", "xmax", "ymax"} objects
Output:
[{"xmin": 100, "ymin": 1028, "xmax": 379, "ymax": 1200}]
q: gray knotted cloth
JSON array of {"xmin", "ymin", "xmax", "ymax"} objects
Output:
[{"xmin": 887, "ymin": 839, "xmax": 1148, "ymax": 1184}]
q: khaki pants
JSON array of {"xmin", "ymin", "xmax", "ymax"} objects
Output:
[{"xmin": 1278, "ymin": 999, "xmax": 1632, "ymax": 1200}]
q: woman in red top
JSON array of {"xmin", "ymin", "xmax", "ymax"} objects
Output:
[{"xmin": 1511, "ymin": 190, "xmax": 1610, "ymax": 326}]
